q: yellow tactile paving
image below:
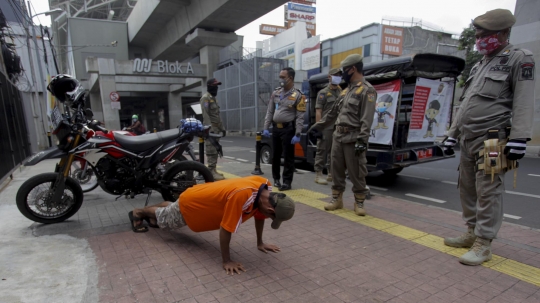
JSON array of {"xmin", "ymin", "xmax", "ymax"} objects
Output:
[{"xmin": 221, "ymin": 172, "xmax": 540, "ymax": 286}]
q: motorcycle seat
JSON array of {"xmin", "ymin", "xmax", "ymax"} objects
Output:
[{"xmin": 114, "ymin": 129, "xmax": 180, "ymax": 152}]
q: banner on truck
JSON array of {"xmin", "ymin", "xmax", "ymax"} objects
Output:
[
  {"xmin": 407, "ymin": 78, "xmax": 454, "ymax": 143},
  {"xmin": 369, "ymin": 79, "xmax": 401, "ymax": 145}
]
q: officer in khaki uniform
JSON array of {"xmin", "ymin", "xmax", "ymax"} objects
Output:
[
  {"xmin": 314, "ymin": 68, "xmax": 343, "ymax": 185},
  {"xmin": 443, "ymin": 9, "xmax": 535, "ymax": 266},
  {"xmin": 263, "ymin": 67, "xmax": 307, "ymax": 191},
  {"xmin": 200, "ymin": 78, "xmax": 226, "ymax": 181},
  {"xmin": 309, "ymin": 54, "xmax": 377, "ymax": 216}
]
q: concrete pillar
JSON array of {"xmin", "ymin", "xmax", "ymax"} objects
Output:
[
  {"xmin": 89, "ymin": 91, "xmax": 104, "ymax": 123},
  {"xmin": 199, "ymin": 45, "xmax": 222, "ymax": 79},
  {"xmin": 168, "ymin": 91, "xmax": 183, "ymax": 129},
  {"xmin": 511, "ymin": 0, "xmax": 540, "ymax": 155},
  {"xmin": 96, "ymin": 58, "xmax": 120, "ymax": 130}
]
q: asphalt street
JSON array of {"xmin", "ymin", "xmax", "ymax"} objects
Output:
[{"xmin": 210, "ymin": 135, "xmax": 540, "ymax": 230}]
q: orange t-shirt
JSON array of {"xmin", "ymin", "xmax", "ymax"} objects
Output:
[{"xmin": 178, "ymin": 176, "xmax": 272, "ymax": 233}]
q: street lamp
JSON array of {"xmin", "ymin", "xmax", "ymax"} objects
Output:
[{"xmin": 31, "ymin": 8, "xmax": 64, "ymax": 19}]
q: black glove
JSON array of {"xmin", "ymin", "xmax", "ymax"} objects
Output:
[
  {"xmin": 309, "ymin": 129, "xmax": 322, "ymax": 139},
  {"xmin": 355, "ymin": 139, "xmax": 367, "ymax": 157},
  {"xmin": 443, "ymin": 137, "xmax": 457, "ymax": 156},
  {"xmin": 222, "ymin": 130, "xmax": 226, "ymax": 138},
  {"xmin": 504, "ymin": 139, "xmax": 526, "ymax": 160}
]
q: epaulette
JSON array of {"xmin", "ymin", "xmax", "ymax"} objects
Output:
[{"xmin": 514, "ymin": 48, "xmax": 534, "ymax": 56}]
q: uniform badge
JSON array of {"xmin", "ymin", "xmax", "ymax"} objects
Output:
[
  {"xmin": 296, "ymin": 96, "xmax": 307, "ymax": 112},
  {"xmin": 519, "ymin": 62, "xmax": 535, "ymax": 80},
  {"xmin": 204, "ymin": 101, "xmax": 209, "ymax": 108},
  {"xmin": 340, "ymin": 89, "xmax": 348, "ymax": 96},
  {"xmin": 367, "ymin": 93, "xmax": 376, "ymax": 102},
  {"xmin": 502, "ymin": 49, "xmax": 511, "ymax": 55},
  {"xmin": 355, "ymin": 86, "xmax": 364, "ymax": 95},
  {"xmin": 291, "ymin": 92, "xmax": 297, "ymax": 98},
  {"xmin": 319, "ymin": 94, "xmax": 325, "ymax": 100},
  {"xmin": 326, "ymin": 92, "xmax": 332, "ymax": 97},
  {"xmin": 499, "ymin": 57, "xmax": 509, "ymax": 65}
]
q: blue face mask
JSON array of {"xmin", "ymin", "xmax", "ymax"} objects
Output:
[
  {"xmin": 132, "ymin": 119, "xmax": 137, "ymax": 123},
  {"xmin": 377, "ymin": 107, "xmax": 387, "ymax": 113}
]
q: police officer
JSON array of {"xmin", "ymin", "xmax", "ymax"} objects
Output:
[
  {"xmin": 263, "ymin": 67, "xmax": 307, "ymax": 191},
  {"xmin": 443, "ymin": 9, "xmax": 535, "ymax": 266},
  {"xmin": 309, "ymin": 54, "xmax": 377, "ymax": 216},
  {"xmin": 200, "ymin": 78, "xmax": 226, "ymax": 181},
  {"xmin": 314, "ymin": 68, "xmax": 343, "ymax": 185}
]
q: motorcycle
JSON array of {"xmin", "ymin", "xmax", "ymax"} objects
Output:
[{"xmin": 16, "ymin": 86, "xmax": 222, "ymax": 224}]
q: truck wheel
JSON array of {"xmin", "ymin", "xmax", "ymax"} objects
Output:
[
  {"xmin": 260, "ymin": 145, "xmax": 272, "ymax": 164},
  {"xmin": 383, "ymin": 167, "xmax": 404, "ymax": 175}
]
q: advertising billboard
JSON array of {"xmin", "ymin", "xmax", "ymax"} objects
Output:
[
  {"xmin": 381, "ymin": 25, "xmax": 404, "ymax": 56},
  {"xmin": 301, "ymin": 35, "xmax": 320, "ymax": 70},
  {"xmin": 286, "ymin": 10, "xmax": 316, "ymax": 23},
  {"xmin": 260, "ymin": 24, "xmax": 287, "ymax": 35},
  {"xmin": 287, "ymin": 2, "xmax": 316, "ymax": 13}
]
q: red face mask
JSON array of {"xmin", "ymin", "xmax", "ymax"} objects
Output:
[{"xmin": 475, "ymin": 33, "xmax": 502, "ymax": 55}]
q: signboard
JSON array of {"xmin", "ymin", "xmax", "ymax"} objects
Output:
[
  {"xmin": 381, "ymin": 25, "xmax": 404, "ymax": 56},
  {"xmin": 133, "ymin": 58, "xmax": 195, "ymax": 74},
  {"xmin": 287, "ymin": 2, "xmax": 316, "ymax": 13},
  {"xmin": 260, "ymin": 24, "xmax": 287, "ymax": 36},
  {"xmin": 109, "ymin": 91, "xmax": 120, "ymax": 102},
  {"xmin": 369, "ymin": 80, "xmax": 401, "ymax": 145},
  {"xmin": 286, "ymin": 10, "xmax": 316, "ymax": 23},
  {"xmin": 301, "ymin": 35, "xmax": 320, "ymax": 70},
  {"xmin": 291, "ymin": 0, "xmax": 316, "ymax": 5},
  {"xmin": 287, "ymin": 21, "xmax": 316, "ymax": 37},
  {"xmin": 407, "ymin": 78, "xmax": 454, "ymax": 142}
]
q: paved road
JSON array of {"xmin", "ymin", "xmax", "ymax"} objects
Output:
[{"xmin": 210, "ymin": 135, "xmax": 540, "ymax": 230}]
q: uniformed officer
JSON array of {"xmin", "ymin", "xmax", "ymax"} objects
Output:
[
  {"xmin": 443, "ymin": 9, "xmax": 535, "ymax": 266},
  {"xmin": 309, "ymin": 54, "xmax": 377, "ymax": 216},
  {"xmin": 314, "ymin": 68, "xmax": 343, "ymax": 185},
  {"xmin": 263, "ymin": 67, "xmax": 307, "ymax": 191},
  {"xmin": 200, "ymin": 78, "xmax": 226, "ymax": 181}
]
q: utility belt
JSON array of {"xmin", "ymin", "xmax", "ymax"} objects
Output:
[
  {"xmin": 273, "ymin": 121, "xmax": 294, "ymax": 129},
  {"xmin": 336, "ymin": 126, "xmax": 360, "ymax": 134},
  {"xmin": 476, "ymin": 128, "xmax": 519, "ymax": 187}
]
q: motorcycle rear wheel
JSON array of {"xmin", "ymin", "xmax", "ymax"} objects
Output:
[
  {"xmin": 160, "ymin": 161, "xmax": 214, "ymax": 201},
  {"xmin": 16, "ymin": 173, "xmax": 84, "ymax": 224}
]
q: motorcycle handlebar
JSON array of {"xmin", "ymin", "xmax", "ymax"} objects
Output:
[{"xmin": 88, "ymin": 120, "xmax": 109, "ymax": 134}]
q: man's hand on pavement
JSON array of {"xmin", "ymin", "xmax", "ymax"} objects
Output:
[
  {"xmin": 222, "ymin": 260, "xmax": 246, "ymax": 275},
  {"xmin": 262, "ymin": 129, "xmax": 270, "ymax": 137},
  {"xmin": 257, "ymin": 243, "xmax": 281, "ymax": 254}
]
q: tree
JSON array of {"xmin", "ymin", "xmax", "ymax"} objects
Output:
[{"xmin": 457, "ymin": 24, "xmax": 482, "ymax": 87}]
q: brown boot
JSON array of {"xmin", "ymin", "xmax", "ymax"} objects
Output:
[
  {"xmin": 324, "ymin": 190, "xmax": 343, "ymax": 211},
  {"xmin": 326, "ymin": 173, "xmax": 332, "ymax": 182},
  {"xmin": 210, "ymin": 168, "xmax": 225, "ymax": 181},
  {"xmin": 315, "ymin": 171, "xmax": 328, "ymax": 185},
  {"xmin": 459, "ymin": 237, "xmax": 492, "ymax": 266},
  {"xmin": 353, "ymin": 193, "xmax": 366, "ymax": 216},
  {"xmin": 444, "ymin": 226, "xmax": 476, "ymax": 248}
]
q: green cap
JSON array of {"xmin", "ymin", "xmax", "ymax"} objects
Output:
[
  {"xmin": 329, "ymin": 68, "xmax": 341, "ymax": 75},
  {"xmin": 340, "ymin": 54, "xmax": 363, "ymax": 68},
  {"xmin": 132, "ymin": 114, "xmax": 138, "ymax": 119},
  {"xmin": 473, "ymin": 9, "xmax": 516, "ymax": 31},
  {"xmin": 270, "ymin": 193, "xmax": 295, "ymax": 229}
]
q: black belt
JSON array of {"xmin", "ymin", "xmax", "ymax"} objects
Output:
[{"xmin": 273, "ymin": 121, "xmax": 293, "ymax": 129}]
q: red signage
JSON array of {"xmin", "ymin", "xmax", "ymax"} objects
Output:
[
  {"xmin": 410, "ymin": 86, "xmax": 431, "ymax": 129},
  {"xmin": 109, "ymin": 91, "xmax": 120, "ymax": 102}
]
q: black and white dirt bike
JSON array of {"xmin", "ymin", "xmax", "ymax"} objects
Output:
[{"xmin": 16, "ymin": 92, "xmax": 222, "ymax": 224}]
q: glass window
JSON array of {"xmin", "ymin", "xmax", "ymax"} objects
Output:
[
  {"xmin": 322, "ymin": 56, "xmax": 328, "ymax": 67},
  {"xmin": 364, "ymin": 44, "xmax": 371, "ymax": 57}
]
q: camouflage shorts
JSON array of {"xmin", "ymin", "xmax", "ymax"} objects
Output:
[{"xmin": 155, "ymin": 202, "xmax": 186, "ymax": 230}]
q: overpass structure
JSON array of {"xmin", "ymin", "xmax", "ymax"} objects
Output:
[{"xmin": 48, "ymin": 0, "xmax": 288, "ymax": 130}]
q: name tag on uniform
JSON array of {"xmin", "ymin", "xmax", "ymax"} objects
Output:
[{"xmin": 275, "ymin": 103, "xmax": 279, "ymax": 110}]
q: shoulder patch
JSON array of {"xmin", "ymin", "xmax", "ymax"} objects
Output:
[
  {"xmin": 519, "ymin": 62, "xmax": 535, "ymax": 81},
  {"xmin": 204, "ymin": 100, "xmax": 209, "ymax": 108},
  {"xmin": 319, "ymin": 94, "xmax": 325, "ymax": 100},
  {"xmin": 296, "ymin": 96, "xmax": 307, "ymax": 112},
  {"xmin": 367, "ymin": 93, "xmax": 376, "ymax": 102}
]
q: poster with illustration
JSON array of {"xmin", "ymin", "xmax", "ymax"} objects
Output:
[
  {"xmin": 369, "ymin": 79, "xmax": 401, "ymax": 145},
  {"xmin": 407, "ymin": 78, "xmax": 454, "ymax": 142}
]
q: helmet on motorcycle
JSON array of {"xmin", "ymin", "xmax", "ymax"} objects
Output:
[
  {"xmin": 47, "ymin": 74, "xmax": 84, "ymax": 103},
  {"xmin": 180, "ymin": 118, "xmax": 203, "ymax": 134},
  {"xmin": 132, "ymin": 115, "xmax": 138, "ymax": 119}
]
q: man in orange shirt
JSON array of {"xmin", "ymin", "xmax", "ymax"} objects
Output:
[{"xmin": 128, "ymin": 176, "xmax": 295, "ymax": 275}]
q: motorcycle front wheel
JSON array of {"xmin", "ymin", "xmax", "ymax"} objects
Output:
[
  {"xmin": 16, "ymin": 173, "xmax": 84, "ymax": 224},
  {"xmin": 160, "ymin": 161, "xmax": 214, "ymax": 201},
  {"xmin": 70, "ymin": 160, "xmax": 98, "ymax": 192}
]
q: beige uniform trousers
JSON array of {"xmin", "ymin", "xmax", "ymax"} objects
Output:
[
  {"xmin": 330, "ymin": 137, "xmax": 369, "ymax": 196},
  {"xmin": 459, "ymin": 131, "xmax": 508, "ymax": 240},
  {"xmin": 314, "ymin": 128, "xmax": 334, "ymax": 172},
  {"xmin": 205, "ymin": 136, "xmax": 220, "ymax": 169}
]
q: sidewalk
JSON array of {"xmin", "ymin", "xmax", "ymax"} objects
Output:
[{"xmin": 1, "ymin": 158, "xmax": 540, "ymax": 303}]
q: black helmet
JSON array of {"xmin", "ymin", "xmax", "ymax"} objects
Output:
[{"xmin": 47, "ymin": 74, "xmax": 84, "ymax": 103}]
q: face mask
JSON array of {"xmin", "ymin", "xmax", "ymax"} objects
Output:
[
  {"xmin": 377, "ymin": 107, "xmax": 387, "ymax": 113},
  {"xmin": 342, "ymin": 68, "xmax": 353, "ymax": 84},
  {"xmin": 279, "ymin": 78, "xmax": 289, "ymax": 88},
  {"xmin": 330, "ymin": 76, "xmax": 342, "ymax": 85},
  {"xmin": 132, "ymin": 119, "xmax": 137, "ymax": 123},
  {"xmin": 207, "ymin": 86, "xmax": 218, "ymax": 96},
  {"xmin": 475, "ymin": 33, "xmax": 502, "ymax": 55}
]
